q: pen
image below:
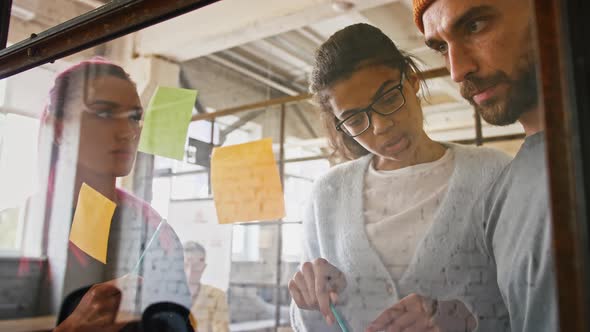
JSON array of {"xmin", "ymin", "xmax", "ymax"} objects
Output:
[{"xmin": 330, "ymin": 301, "xmax": 350, "ymax": 332}]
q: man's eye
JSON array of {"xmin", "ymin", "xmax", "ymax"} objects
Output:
[
  {"xmin": 437, "ymin": 43, "xmax": 448, "ymax": 55},
  {"xmin": 468, "ymin": 20, "xmax": 487, "ymax": 34}
]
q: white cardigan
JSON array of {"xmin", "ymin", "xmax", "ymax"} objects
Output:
[{"xmin": 290, "ymin": 143, "xmax": 512, "ymax": 332}]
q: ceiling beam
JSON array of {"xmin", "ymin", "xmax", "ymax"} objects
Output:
[
  {"xmin": 221, "ymin": 49, "xmax": 297, "ymax": 87},
  {"xmin": 135, "ymin": 0, "xmax": 399, "ymax": 61},
  {"xmin": 12, "ymin": 0, "xmax": 92, "ymax": 28},
  {"xmin": 73, "ymin": 0, "xmax": 106, "ymax": 9},
  {"xmin": 191, "ymin": 93, "xmax": 312, "ymax": 122},
  {"xmin": 206, "ymin": 53, "xmax": 301, "ymax": 96},
  {"xmin": 189, "ymin": 66, "xmax": 449, "ymax": 122},
  {"xmin": 252, "ymin": 38, "xmax": 313, "ymax": 74},
  {"xmin": 296, "ymin": 27, "xmax": 325, "ymax": 46},
  {"xmin": 218, "ymin": 109, "xmax": 266, "ymax": 144},
  {"xmin": 421, "ymin": 67, "xmax": 449, "ymax": 79}
]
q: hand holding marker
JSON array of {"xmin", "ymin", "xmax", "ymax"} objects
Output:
[
  {"xmin": 288, "ymin": 258, "xmax": 349, "ymax": 330},
  {"xmin": 330, "ymin": 301, "xmax": 350, "ymax": 332}
]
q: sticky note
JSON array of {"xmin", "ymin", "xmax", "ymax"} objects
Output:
[
  {"xmin": 211, "ymin": 138, "xmax": 285, "ymax": 224},
  {"xmin": 138, "ymin": 86, "xmax": 198, "ymax": 160},
  {"xmin": 69, "ymin": 183, "xmax": 116, "ymax": 264}
]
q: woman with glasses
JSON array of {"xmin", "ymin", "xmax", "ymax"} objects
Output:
[
  {"xmin": 288, "ymin": 24, "xmax": 512, "ymax": 332},
  {"xmin": 28, "ymin": 59, "xmax": 192, "ymax": 331}
]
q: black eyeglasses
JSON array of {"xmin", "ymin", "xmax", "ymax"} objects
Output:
[{"xmin": 335, "ymin": 74, "xmax": 406, "ymax": 137}]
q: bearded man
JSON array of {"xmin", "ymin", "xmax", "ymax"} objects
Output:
[{"xmin": 366, "ymin": 1, "xmax": 557, "ymax": 331}]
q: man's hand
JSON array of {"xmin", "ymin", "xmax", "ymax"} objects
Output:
[{"xmin": 288, "ymin": 258, "xmax": 347, "ymax": 326}]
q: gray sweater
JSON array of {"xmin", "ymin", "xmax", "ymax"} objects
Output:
[
  {"xmin": 475, "ymin": 133, "xmax": 557, "ymax": 332},
  {"xmin": 290, "ymin": 143, "xmax": 512, "ymax": 332}
]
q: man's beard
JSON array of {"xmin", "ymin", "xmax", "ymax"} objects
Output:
[{"xmin": 460, "ymin": 58, "xmax": 538, "ymax": 126}]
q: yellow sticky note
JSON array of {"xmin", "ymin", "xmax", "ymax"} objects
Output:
[
  {"xmin": 69, "ymin": 183, "xmax": 116, "ymax": 264},
  {"xmin": 138, "ymin": 86, "xmax": 198, "ymax": 160},
  {"xmin": 211, "ymin": 138, "xmax": 285, "ymax": 224}
]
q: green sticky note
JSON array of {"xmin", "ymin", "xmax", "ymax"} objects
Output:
[{"xmin": 138, "ymin": 86, "xmax": 198, "ymax": 160}]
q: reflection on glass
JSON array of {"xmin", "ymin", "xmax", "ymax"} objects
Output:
[
  {"xmin": 9, "ymin": 0, "xmax": 112, "ymax": 45},
  {"xmin": 0, "ymin": 1, "xmax": 567, "ymax": 331},
  {"xmin": 15, "ymin": 58, "xmax": 191, "ymax": 331}
]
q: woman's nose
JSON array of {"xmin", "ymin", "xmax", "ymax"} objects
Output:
[
  {"xmin": 115, "ymin": 119, "xmax": 138, "ymax": 141},
  {"xmin": 371, "ymin": 112, "xmax": 395, "ymax": 135}
]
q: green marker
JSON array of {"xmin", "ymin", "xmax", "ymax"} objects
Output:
[{"xmin": 330, "ymin": 301, "xmax": 350, "ymax": 332}]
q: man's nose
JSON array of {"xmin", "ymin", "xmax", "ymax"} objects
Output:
[{"xmin": 447, "ymin": 44, "xmax": 478, "ymax": 83}]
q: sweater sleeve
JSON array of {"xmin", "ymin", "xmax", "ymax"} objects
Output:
[
  {"xmin": 300, "ymin": 191, "xmax": 321, "ymax": 262},
  {"xmin": 290, "ymin": 185, "xmax": 329, "ymax": 332},
  {"xmin": 289, "ymin": 183, "xmax": 342, "ymax": 332},
  {"xmin": 290, "ymin": 194, "xmax": 317, "ymax": 332}
]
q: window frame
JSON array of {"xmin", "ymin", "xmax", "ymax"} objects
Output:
[
  {"xmin": 0, "ymin": 0, "xmax": 220, "ymax": 79},
  {"xmin": 533, "ymin": 0, "xmax": 590, "ymax": 330},
  {"xmin": 0, "ymin": 0, "xmax": 586, "ymax": 330}
]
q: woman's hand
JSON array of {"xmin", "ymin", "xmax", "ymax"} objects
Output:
[
  {"xmin": 54, "ymin": 276, "xmax": 142, "ymax": 332},
  {"xmin": 288, "ymin": 258, "xmax": 347, "ymax": 326},
  {"xmin": 365, "ymin": 293, "xmax": 477, "ymax": 332}
]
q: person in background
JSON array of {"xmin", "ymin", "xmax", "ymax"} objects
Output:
[
  {"xmin": 366, "ymin": 0, "xmax": 556, "ymax": 331},
  {"xmin": 184, "ymin": 241, "xmax": 230, "ymax": 332},
  {"xmin": 26, "ymin": 58, "xmax": 193, "ymax": 331},
  {"xmin": 288, "ymin": 23, "xmax": 512, "ymax": 332}
]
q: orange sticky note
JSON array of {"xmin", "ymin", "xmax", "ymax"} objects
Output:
[
  {"xmin": 211, "ymin": 138, "xmax": 285, "ymax": 224},
  {"xmin": 69, "ymin": 183, "xmax": 116, "ymax": 264}
]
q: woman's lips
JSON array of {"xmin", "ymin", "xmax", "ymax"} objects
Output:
[
  {"xmin": 382, "ymin": 135, "xmax": 409, "ymax": 155},
  {"xmin": 111, "ymin": 149, "xmax": 134, "ymax": 160}
]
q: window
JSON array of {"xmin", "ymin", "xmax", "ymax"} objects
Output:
[
  {"xmin": 0, "ymin": 64, "xmax": 65, "ymax": 255},
  {"xmin": 0, "ymin": 113, "xmax": 40, "ymax": 252},
  {"xmin": 231, "ymin": 225, "xmax": 260, "ymax": 262}
]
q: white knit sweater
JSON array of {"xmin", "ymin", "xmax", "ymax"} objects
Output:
[{"xmin": 290, "ymin": 143, "xmax": 512, "ymax": 332}]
